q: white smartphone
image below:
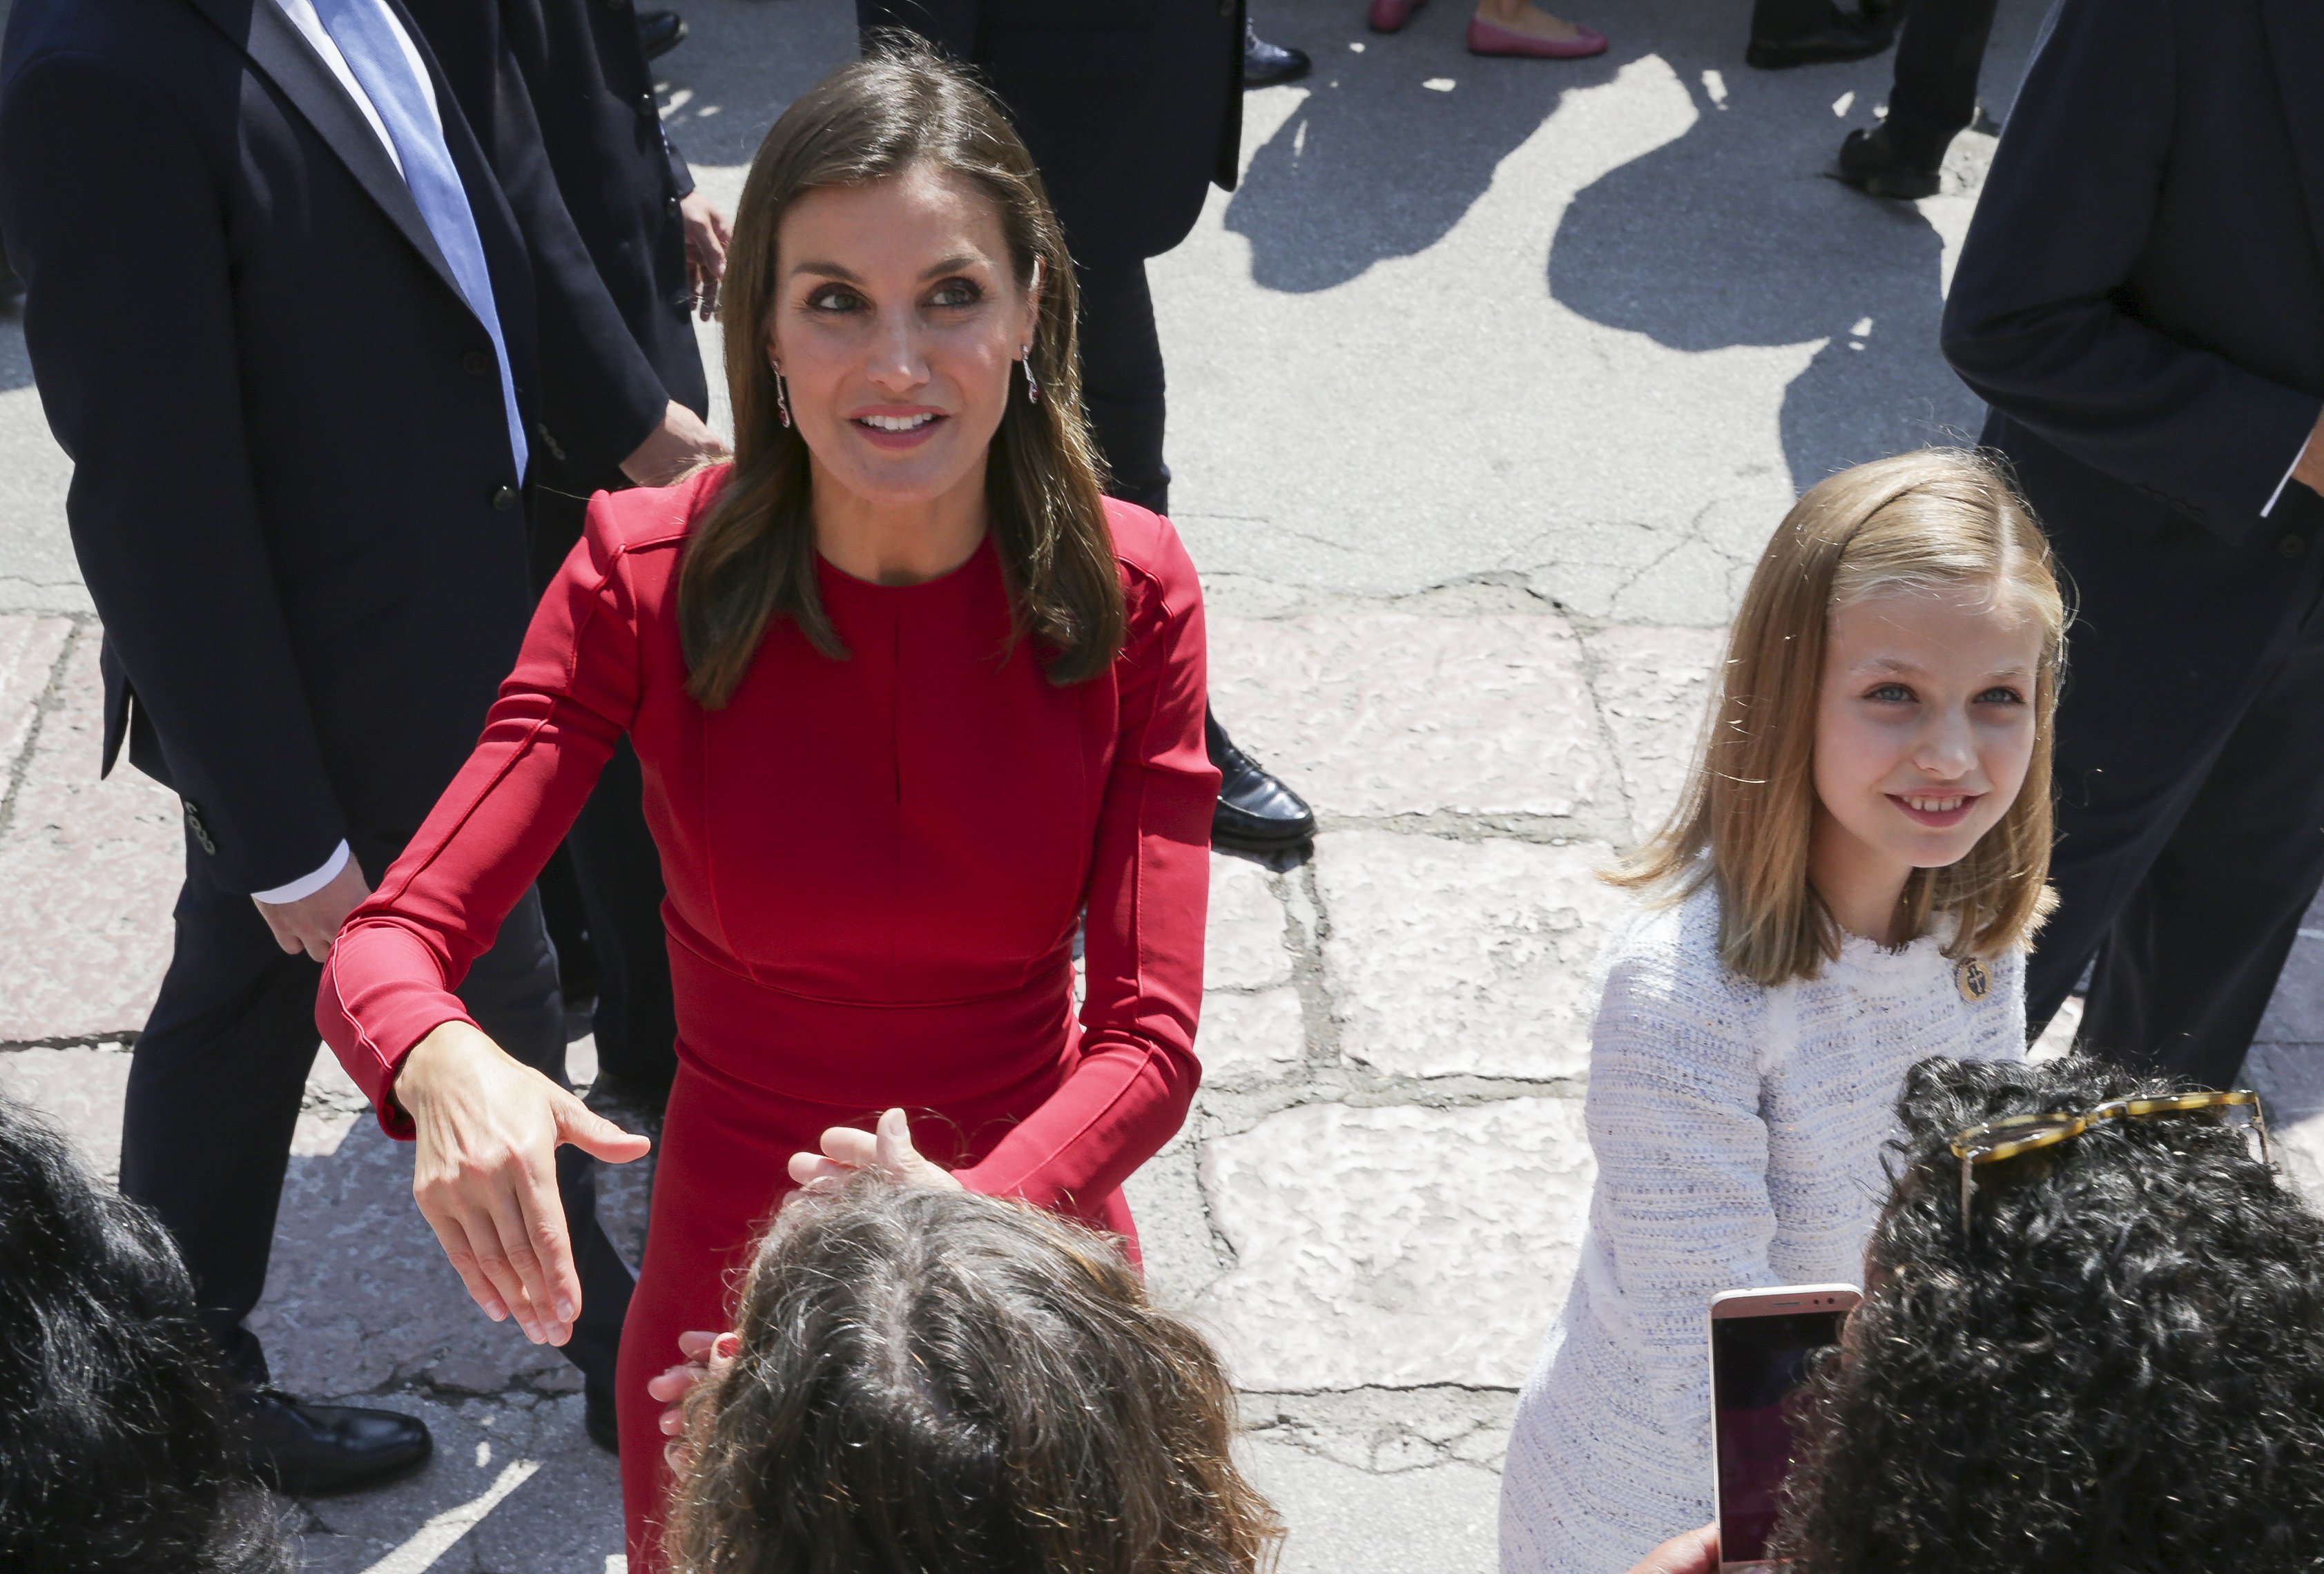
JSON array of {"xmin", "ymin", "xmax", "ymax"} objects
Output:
[{"xmin": 1706, "ymin": 1283, "xmax": 1861, "ymax": 1572}]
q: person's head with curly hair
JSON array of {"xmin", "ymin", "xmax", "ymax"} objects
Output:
[
  {"xmin": 664, "ymin": 1178, "xmax": 1283, "ymax": 1574},
  {"xmin": 0, "ymin": 1095, "xmax": 289, "ymax": 1574},
  {"xmin": 1769, "ymin": 1053, "xmax": 2324, "ymax": 1573}
]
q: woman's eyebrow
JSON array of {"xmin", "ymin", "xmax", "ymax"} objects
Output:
[{"xmin": 789, "ymin": 259, "xmax": 860, "ymax": 282}]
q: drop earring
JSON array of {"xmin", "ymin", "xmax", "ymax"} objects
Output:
[
  {"xmin": 769, "ymin": 357, "xmax": 792, "ymax": 428},
  {"xmin": 1020, "ymin": 346, "xmax": 1040, "ymax": 405}
]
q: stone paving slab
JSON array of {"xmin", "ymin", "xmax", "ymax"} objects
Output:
[
  {"xmin": 0, "ymin": 1040, "xmax": 132, "ymax": 1180},
  {"xmin": 1582, "ymin": 624, "xmax": 1725, "ymax": 841},
  {"xmin": 0, "ymin": 612, "xmax": 67, "ymax": 766},
  {"xmin": 1316, "ymin": 829, "xmax": 1631, "ymax": 1080},
  {"xmin": 1210, "ymin": 610, "xmax": 1610, "ymax": 822},
  {"xmin": 0, "ymin": 628, "xmax": 182, "ymax": 1041},
  {"xmin": 1195, "ymin": 1098, "xmax": 1595, "ymax": 1391}
]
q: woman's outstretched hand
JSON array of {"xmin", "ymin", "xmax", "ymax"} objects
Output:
[
  {"xmin": 786, "ymin": 1106, "xmax": 964, "ymax": 1194},
  {"xmin": 648, "ymin": 1328, "xmax": 739, "ymax": 1469},
  {"xmin": 395, "ymin": 1020, "xmax": 652, "ymax": 1345}
]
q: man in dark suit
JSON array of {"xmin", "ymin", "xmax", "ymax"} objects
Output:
[
  {"xmin": 404, "ymin": 0, "xmax": 730, "ymax": 1102},
  {"xmin": 0, "ymin": 0, "xmax": 657, "ymax": 1490},
  {"xmin": 859, "ymin": 0, "xmax": 1317, "ymax": 853},
  {"xmin": 1942, "ymin": 0, "xmax": 2324, "ymax": 1088}
]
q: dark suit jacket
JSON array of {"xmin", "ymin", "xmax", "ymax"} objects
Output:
[
  {"xmin": 858, "ymin": 0, "xmax": 1243, "ymax": 268},
  {"xmin": 1942, "ymin": 0, "xmax": 2324, "ymax": 555},
  {"xmin": 499, "ymin": 0, "xmax": 710, "ymax": 427},
  {"xmin": 0, "ymin": 0, "xmax": 564, "ymax": 893},
  {"xmin": 398, "ymin": 0, "xmax": 679, "ymax": 494}
]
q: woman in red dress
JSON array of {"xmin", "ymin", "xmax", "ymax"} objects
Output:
[{"xmin": 314, "ymin": 46, "xmax": 1216, "ymax": 1566}]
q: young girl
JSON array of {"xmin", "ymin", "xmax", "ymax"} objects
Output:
[{"xmin": 1498, "ymin": 449, "xmax": 2066, "ymax": 1573}]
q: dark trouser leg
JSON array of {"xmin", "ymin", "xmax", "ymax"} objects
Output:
[
  {"xmin": 2027, "ymin": 489, "xmax": 2324, "ymax": 1085},
  {"xmin": 1882, "ymin": 0, "xmax": 2004, "ymax": 166},
  {"xmin": 2073, "ymin": 610, "xmax": 2324, "ymax": 1088},
  {"xmin": 529, "ymin": 481, "xmax": 676, "ymax": 1093},
  {"xmin": 1074, "ymin": 258, "xmax": 1170, "ymax": 515},
  {"xmin": 564, "ymin": 738, "xmax": 677, "ymax": 1092},
  {"xmin": 120, "ymin": 833, "xmax": 324, "ymax": 1386},
  {"xmin": 456, "ymin": 886, "xmax": 634, "ymax": 1388}
]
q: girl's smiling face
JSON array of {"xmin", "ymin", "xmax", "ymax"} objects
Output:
[{"xmin": 1809, "ymin": 583, "xmax": 2045, "ymax": 928}]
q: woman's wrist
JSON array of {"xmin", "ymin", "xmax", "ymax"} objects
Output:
[{"xmin": 390, "ymin": 1018, "xmax": 484, "ymax": 1122}]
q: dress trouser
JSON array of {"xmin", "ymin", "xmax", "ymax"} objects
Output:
[
  {"xmin": 118, "ymin": 830, "xmax": 633, "ymax": 1390},
  {"xmin": 1074, "ymin": 258, "xmax": 1171, "ymax": 515},
  {"xmin": 2026, "ymin": 485, "xmax": 2324, "ymax": 1089},
  {"xmin": 1881, "ymin": 0, "xmax": 2004, "ymax": 168},
  {"xmin": 532, "ymin": 480, "xmax": 681, "ymax": 1091}
]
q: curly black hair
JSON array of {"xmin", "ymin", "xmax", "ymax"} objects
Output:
[
  {"xmin": 0, "ymin": 1094, "xmax": 289, "ymax": 1574},
  {"xmin": 1768, "ymin": 1055, "xmax": 2324, "ymax": 1572}
]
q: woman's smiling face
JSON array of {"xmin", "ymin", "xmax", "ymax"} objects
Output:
[{"xmin": 767, "ymin": 163, "xmax": 1039, "ymax": 512}]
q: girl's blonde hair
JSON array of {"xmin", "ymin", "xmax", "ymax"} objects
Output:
[{"xmin": 1616, "ymin": 449, "xmax": 2066, "ymax": 987}]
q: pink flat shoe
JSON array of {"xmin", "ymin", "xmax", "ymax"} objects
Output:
[
  {"xmin": 1465, "ymin": 15, "xmax": 1608, "ymax": 55},
  {"xmin": 1368, "ymin": 0, "xmax": 1424, "ymax": 32}
]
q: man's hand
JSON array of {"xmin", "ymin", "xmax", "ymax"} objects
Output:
[
  {"xmin": 620, "ymin": 398, "xmax": 729, "ymax": 488},
  {"xmin": 396, "ymin": 1020, "xmax": 652, "ymax": 1345},
  {"xmin": 253, "ymin": 856, "xmax": 371, "ymax": 962},
  {"xmin": 679, "ymin": 190, "xmax": 731, "ymax": 320},
  {"xmin": 787, "ymin": 1106, "xmax": 965, "ymax": 1195},
  {"xmin": 2294, "ymin": 407, "xmax": 2324, "ymax": 499},
  {"xmin": 1623, "ymin": 1525, "xmax": 1718, "ymax": 1574}
]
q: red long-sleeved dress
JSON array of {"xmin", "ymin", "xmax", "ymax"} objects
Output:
[{"xmin": 315, "ymin": 467, "xmax": 1217, "ymax": 1562}]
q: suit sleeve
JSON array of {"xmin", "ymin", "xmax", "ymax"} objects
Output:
[
  {"xmin": 856, "ymin": 0, "xmax": 979, "ymax": 61},
  {"xmin": 1940, "ymin": 0, "xmax": 2321, "ymax": 534},
  {"xmin": 318, "ymin": 499, "xmax": 642, "ymax": 1136},
  {"xmin": 403, "ymin": 0, "xmax": 669, "ymax": 480},
  {"xmin": 953, "ymin": 519, "xmax": 1219, "ymax": 1211},
  {"xmin": 0, "ymin": 53, "xmax": 347, "ymax": 893}
]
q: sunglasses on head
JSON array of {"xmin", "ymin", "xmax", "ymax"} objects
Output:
[{"xmin": 1947, "ymin": 1089, "xmax": 2270, "ymax": 1243}]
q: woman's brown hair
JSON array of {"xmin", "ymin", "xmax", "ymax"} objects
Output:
[
  {"xmin": 679, "ymin": 40, "xmax": 1124, "ymax": 708},
  {"xmin": 664, "ymin": 1180, "xmax": 1284, "ymax": 1574},
  {"xmin": 1614, "ymin": 449, "xmax": 2066, "ymax": 987}
]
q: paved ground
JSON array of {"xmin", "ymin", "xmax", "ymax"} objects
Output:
[{"xmin": 12, "ymin": 1, "xmax": 2324, "ymax": 1569}]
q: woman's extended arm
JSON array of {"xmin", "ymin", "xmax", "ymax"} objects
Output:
[
  {"xmin": 315, "ymin": 492, "xmax": 666, "ymax": 1342},
  {"xmin": 953, "ymin": 512, "xmax": 1220, "ymax": 1211}
]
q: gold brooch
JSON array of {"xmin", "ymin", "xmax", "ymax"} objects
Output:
[{"xmin": 1955, "ymin": 956, "xmax": 1991, "ymax": 1003}]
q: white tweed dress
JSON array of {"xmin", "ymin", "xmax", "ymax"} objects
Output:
[{"xmin": 1498, "ymin": 880, "xmax": 2026, "ymax": 1574}]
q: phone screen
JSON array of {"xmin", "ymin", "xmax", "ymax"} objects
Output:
[{"xmin": 1711, "ymin": 1310, "xmax": 1845, "ymax": 1562}]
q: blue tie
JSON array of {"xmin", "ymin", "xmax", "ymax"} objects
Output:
[{"xmin": 309, "ymin": 0, "xmax": 528, "ymax": 482}]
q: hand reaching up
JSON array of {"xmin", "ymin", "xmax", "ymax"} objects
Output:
[{"xmin": 786, "ymin": 1107, "xmax": 964, "ymax": 1195}]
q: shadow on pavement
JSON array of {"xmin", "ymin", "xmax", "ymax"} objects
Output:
[
  {"xmin": 1227, "ymin": 30, "xmax": 1618, "ymax": 293},
  {"xmin": 1545, "ymin": 61, "xmax": 1977, "ymax": 492}
]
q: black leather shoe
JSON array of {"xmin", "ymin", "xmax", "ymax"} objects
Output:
[
  {"xmin": 1208, "ymin": 711, "xmax": 1314, "ymax": 851},
  {"xmin": 1836, "ymin": 123, "xmax": 1941, "ymax": 199},
  {"xmin": 585, "ymin": 1378, "xmax": 620, "ymax": 1456},
  {"xmin": 637, "ymin": 9, "xmax": 687, "ymax": 59},
  {"xmin": 1746, "ymin": 8, "xmax": 1892, "ymax": 67},
  {"xmin": 1244, "ymin": 21, "xmax": 1313, "ymax": 87},
  {"xmin": 238, "ymin": 1389, "xmax": 431, "ymax": 1497}
]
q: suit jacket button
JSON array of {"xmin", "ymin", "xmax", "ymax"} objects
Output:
[
  {"xmin": 463, "ymin": 349, "xmax": 491, "ymax": 376},
  {"xmin": 182, "ymin": 800, "xmax": 217, "ymax": 855},
  {"xmin": 2281, "ymin": 533, "xmax": 2307, "ymax": 560},
  {"xmin": 492, "ymin": 485, "xmax": 520, "ymax": 512},
  {"xmin": 639, "ymin": 92, "xmax": 657, "ymax": 117}
]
